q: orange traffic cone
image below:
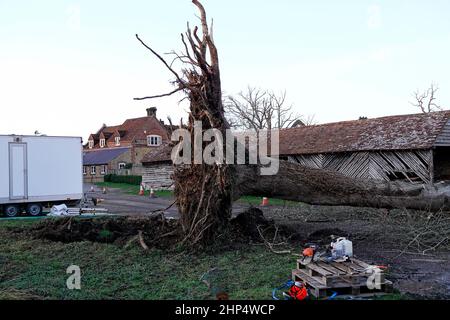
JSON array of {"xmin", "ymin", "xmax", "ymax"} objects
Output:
[
  {"xmin": 261, "ymin": 197, "xmax": 269, "ymax": 206},
  {"xmin": 150, "ymin": 187, "xmax": 156, "ymax": 198},
  {"xmin": 139, "ymin": 184, "xmax": 145, "ymax": 196}
]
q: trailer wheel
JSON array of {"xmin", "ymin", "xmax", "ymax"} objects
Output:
[
  {"xmin": 4, "ymin": 205, "xmax": 19, "ymax": 217},
  {"xmin": 27, "ymin": 204, "xmax": 43, "ymax": 216}
]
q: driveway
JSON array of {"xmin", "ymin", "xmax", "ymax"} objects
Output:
[{"xmin": 84, "ymin": 184, "xmax": 249, "ymax": 218}]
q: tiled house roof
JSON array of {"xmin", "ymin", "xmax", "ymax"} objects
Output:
[
  {"xmin": 83, "ymin": 147, "xmax": 130, "ymax": 165},
  {"xmin": 279, "ymin": 111, "xmax": 450, "ymax": 156},
  {"xmin": 86, "ymin": 108, "xmax": 176, "ymax": 149}
]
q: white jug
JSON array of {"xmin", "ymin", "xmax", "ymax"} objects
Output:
[{"xmin": 331, "ymin": 237, "xmax": 353, "ymax": 258}]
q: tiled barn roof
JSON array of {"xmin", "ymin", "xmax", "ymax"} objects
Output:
[
  {"xmin": 279, "ymin": 111, "xmax": 450, "ymax": 155},
  {"xmin": 141, "ymin": 144, "xmax": 173, "ymax": 164}
]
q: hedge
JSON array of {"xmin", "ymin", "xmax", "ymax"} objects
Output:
[{"xmin": 104, "ymin": 174, "xmax": 142, "ymax": 185}]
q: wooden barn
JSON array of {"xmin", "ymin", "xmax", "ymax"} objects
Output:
[
  {"xmin": 141, "ymin": 144, "xmax": 174, "ymax": 190},
  {"xmin": 279, "ymin": 111, "xmax": 450, "ymax": 185}
]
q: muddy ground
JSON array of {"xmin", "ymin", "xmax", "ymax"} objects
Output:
[
  {"xmin": 263, "ymin": 205, "xmax": 450, "ymax": 299},
  {"xmin": 69, "ymin": 185, "xmax": 450, "ymax": 298}
]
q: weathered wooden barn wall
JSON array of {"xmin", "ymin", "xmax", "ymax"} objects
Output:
[
  {"xmin": 142, "ymin": 163, "xmax": 174, "ymax": 190},
  {"xmin": 288, "ymin": 149, "xmax": 433, "ymax": 184}
]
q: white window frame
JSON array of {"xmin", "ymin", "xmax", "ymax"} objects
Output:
[
  {"xmin": 118, "ymin": 162, "xmax": 126, "ymax": 170},
  {"xmin": 115, "ymin": 136, "xmax": 120, "ymax": 146},
  {"xmin": 147, "ymin": 135, "xmax": 162, "ymax": 147},
  {"xmin": 83, "ymin": 166, "xmax": 87, "ymax": 175},
  {"xmin": 101, "ymin": 165, "xmax": 107, "ymax": 175},
  {"xmin": 91, "ymin": 166, "xmax": 96, "ymax": 175},
  {"xmin": 100, "ymin": 139, "xmax": 106, "ymax": 148},
  {"xmin": 88, "ymin": 140, "xmax": 94, "ymax": 149}
]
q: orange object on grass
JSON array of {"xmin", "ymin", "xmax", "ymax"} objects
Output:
[{"xmin": 288, "ymin": 282, "xmax": 308, "ymax": 301}]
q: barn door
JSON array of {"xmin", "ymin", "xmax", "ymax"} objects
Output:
[{"xmin": 9, "ymin": 143, "xmax": 28, "ymax": 200}]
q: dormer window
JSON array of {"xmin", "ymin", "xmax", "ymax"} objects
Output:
[
  {"xmin": 100, "ymin": 139, "xmax": 106, "ymax": 148},
  {"xmin": 88, "ymin": 140, "xmax": 94, "ymax": 149},
  {"xmin": 115, "ymin": 136, "xmax": 121, "ymax": 146},
  {"xmin": 147, "ymin": 135, "xmax": 162, "ymax": 147}
]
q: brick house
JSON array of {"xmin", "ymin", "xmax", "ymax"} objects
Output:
[
  {"xmin": 83, "ymin": 108, "xmax": 175, "ymax": 183},
  {"xmin": 83, "ymin": 147, "xmax": 131, "ymax": 183}
]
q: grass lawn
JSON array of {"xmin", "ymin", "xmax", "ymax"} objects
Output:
[
  {"xmin": 238, "ymin": 196, "xmax": 304, "ymax": 207},
  {"xmin": 0, "ymin": 218, "xmax": 295, "ymax": 300},
  {"xmin": 0, "ymin": 218, "xmax": 407, "ymax": 300},
  {"xmin": 95, "ymin": 182, "xmax": 303, "ymax": 207},
  {"xmin": 95, "ymin": 182, "xmax": 174, "ymax": 198}
]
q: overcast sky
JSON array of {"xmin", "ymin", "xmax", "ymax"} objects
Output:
[{"xmin": 1, "ymin": 0, "xmax": 450, "ymax": 141}]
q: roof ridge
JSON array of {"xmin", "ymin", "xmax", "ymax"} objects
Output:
[
  {"xmin": 278, "ymin": 110, "xmax": 450, "ymax": 155},
  {"xmin": 279, "ymin": 110, "xmax": 450, "ymax": 132}
]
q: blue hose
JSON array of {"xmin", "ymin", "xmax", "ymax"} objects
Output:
[{"xmin": 272, "ymin": 280, "xmax": 294, "ymax": 300}]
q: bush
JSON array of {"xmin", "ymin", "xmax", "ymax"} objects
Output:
[{"xmin": 104, "ymin": 174, "xmax": 142, "ymax": 185}]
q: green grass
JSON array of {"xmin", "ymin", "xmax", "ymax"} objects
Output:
[
  {"xmin": 95, "ymin": 182, "xmax": 303, "ymax": 206},
  {"xmin": 0, "ymin": 219, "xmax": 409, "ymax": 300},
  {"xmin": 237, "ymin": 196, "xmax": 304, "ymax": 207},
  {"xmin": 95, "ymin": 182, "xmax": 173, "ymax": 198},
  {"xmin": 0, "ymin": 219, "xmax": 295, "ymax": 300}
]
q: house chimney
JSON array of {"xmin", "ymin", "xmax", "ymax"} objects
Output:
[{"xmin": 147, "ymin": 107, "xmax": 157, "ymax": 118}]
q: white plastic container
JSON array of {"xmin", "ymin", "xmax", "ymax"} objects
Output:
[{"xmin": 331, "ymin": 237, "xmax": 353, "ymax": 258}]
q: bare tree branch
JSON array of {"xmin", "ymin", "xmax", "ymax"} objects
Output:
[
  {"xmin": 135, "ymin": 34, "xmax": 186, "ymax": 86},
  {"xmin": 225, "ymin": 87, "xmax": 310, "ymax": 131},
  {"xmin": 410, "ymin": 83, "xmax": 443, "ymax": 113},
  {"xmin": 134, "ymin": 87, "xmax": 185, "ymax": 101}
]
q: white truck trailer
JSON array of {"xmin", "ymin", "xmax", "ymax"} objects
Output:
[{"xmin": 0, "ymin": 135, "xmax": 83, "ymax": 217}]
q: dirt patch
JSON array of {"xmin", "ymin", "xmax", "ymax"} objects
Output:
[
  {"xmin": 306, "ymin": 228, "xmax": 348, "ymax": 244},
  {"xmin": 231, "ymin": 208, "xmax": 274, "ymax": 239},
  {"xmin": 32, "ymin": 215, "xmax": 182, "ymax": 250},
  {"xmin": 31, "ymin": 209, "xmax": 297, "ymax": 251},
  {"xmin": 263, "ymin": 204, "xmax": 450, "ymax": 299},
  {"xmin": 0, "ymin": 288, "xmax": 43, "ymax": 300}
]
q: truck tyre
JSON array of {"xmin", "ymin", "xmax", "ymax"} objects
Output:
[
  {"xmin": 5, "ymin": 205, "xmax": 19, "ymax": 217},
  {"xmin": 27, "ymin": 204, "xmax": 42, "ymax": 216}
]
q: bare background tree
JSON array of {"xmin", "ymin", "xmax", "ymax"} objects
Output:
[
  {"xmin": 411, "ymin": 83, "xmax": 442, "ymax": 113},
  {"xmin": 225, "ymin": 87, "xmax": 314, "ymax": 132}
]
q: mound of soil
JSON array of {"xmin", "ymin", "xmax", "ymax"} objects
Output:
[
  {"xmin": 230, "ymin": 208, "xmax": 273, "ymax": 239},
  {"xmin": 32, "ymin": 209, "xmax": 299, "ymax": 250},
  {"xmin": 229, "ymin": 208, "xmax": 302, "ymax": 247},
  {"xmin": 307, "ymin": 228, "xmax": 349, "ymax": 244},
  {"xmin": 33, "ymin": 215, "xmax": 181, "ymax": 250}
]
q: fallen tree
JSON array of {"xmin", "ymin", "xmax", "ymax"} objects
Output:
[
  {"xmin": 235, "ymin": 162, "xmax": 449, "ymax": 212},
  {"xmin": 135, "ymin": 0, "xmax": 449, "ymax": 245}
]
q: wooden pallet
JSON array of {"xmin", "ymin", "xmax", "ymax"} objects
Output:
[{"xmin": 292, "ymin": 258, "xmax": 393, "ymax": 298}]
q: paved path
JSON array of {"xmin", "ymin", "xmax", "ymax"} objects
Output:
[{"xmin": 84, "ymin": 184, "xmax": 249, "ymax": 218}]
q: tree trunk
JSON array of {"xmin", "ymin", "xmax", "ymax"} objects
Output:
[{"xmin": 234, "ymin": 161, "xmax": 450, "ymax": 211}]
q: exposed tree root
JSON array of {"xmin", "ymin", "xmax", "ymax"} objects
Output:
[{"xmin": 31, "ymin": 209, "xmax": 298, "ymax": 252}]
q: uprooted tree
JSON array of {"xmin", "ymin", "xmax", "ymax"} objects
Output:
[{"xmin": 135, "ymin": 0, "xmax": 450, "ymax": 246}]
